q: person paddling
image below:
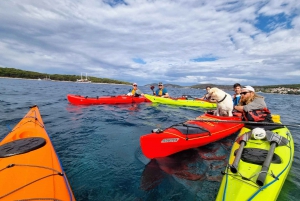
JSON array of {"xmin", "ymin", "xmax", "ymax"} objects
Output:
[
  {"xmin": 153, "ymin": 82, "xmax": 169, "ymax": 98},
  {"xmin": 127, "ymin": 83, "xmax": 144, "ymax": 97}
]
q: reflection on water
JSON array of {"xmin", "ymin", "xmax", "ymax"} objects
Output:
[{"xmin": 137, "ymin": 134, "xmax": 236, "ymax": 199}]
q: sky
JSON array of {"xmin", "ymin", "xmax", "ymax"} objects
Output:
[{"xmin": 0, "ymin": 0, "xmax": 300, "ymax": 86}]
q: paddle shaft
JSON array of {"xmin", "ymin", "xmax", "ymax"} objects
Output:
[
  {"xmin": 192, "ymin": 118, "xmax": 300, "ymax": 127},
  {"xmin": 256, "ymin": 141, "xmax": 277, "ymax": 186},
  {"xmin": 230, "ymin": 140, "xmax": 246, "ymax": 173}
]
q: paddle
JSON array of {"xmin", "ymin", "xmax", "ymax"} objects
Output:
[
  {"xmin": 230, "ymin": 131, "xmax": 252, "ymax": 173},
  {"xmin": 150, "ymin": 85, "xmax": 156, "ymax": 96},
  {"xmin": 256, "ymin": 131, "xmax": 289, "ymax": 186},
  {"xmin": 191, "ymin": 118, "xmax": 300, "ymax": 128},
  {"xmin": 150, "ymin": 85, "xmax": 155, "ymax": 92}
]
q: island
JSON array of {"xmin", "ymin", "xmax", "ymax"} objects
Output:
[
  {"xmin": 1, "ymin": 67, "xmax": 299, "ymax": 95},
  {"xmin": 0, "ymin": 67, "xmax": 130, "ymax": 85}
]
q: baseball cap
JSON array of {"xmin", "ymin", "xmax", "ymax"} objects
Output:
[
  {"xmin": 243, "ymin": 85, "xmax": 255, "ymax": 92},
  {"xmin": 158, "ymin": 82, "xmax": 163, "ymax": 85},
  {"xmin": 133, "ymin": 83, "xmax": 137, "ymax": 86}
]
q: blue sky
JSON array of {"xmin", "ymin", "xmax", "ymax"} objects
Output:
[{"xmin": 0, "ymin": 0, "xmax": 300, "ymax": 86}]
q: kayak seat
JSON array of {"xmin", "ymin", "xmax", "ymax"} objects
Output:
[
  {"xmin": 171, "ymin": 123, "xmax": 209, "ymax": 135},
  {"xmin": 0, "ymin": 137, "xmax": 46, "ymax": 158},
  {"xmin": 234, "ymin": 148, "xmax": 281, "ymax": 165}
]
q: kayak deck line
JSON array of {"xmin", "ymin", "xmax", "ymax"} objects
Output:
[{"xmin": 0, "ymin": 163, "xmax": 64, "ymax": 200}]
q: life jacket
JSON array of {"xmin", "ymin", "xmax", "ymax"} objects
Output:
[
  {"xmin": 131, "ymin": 89, "xmax": 136, "ymax": 95},
  {"xmin": 233, "ymin": 108, "xmax": 273, "ymax": 122},
  {"xmin": 158, "ymin": 89, "xmax": 163, "ymax": 96}
]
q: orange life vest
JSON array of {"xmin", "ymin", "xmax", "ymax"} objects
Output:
[{"xmin": 233, "ymin": 108, "xmax": 273, "ymax": 122}]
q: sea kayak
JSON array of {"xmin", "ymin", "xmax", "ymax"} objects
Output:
[
  {"xmin": 140, "ymin": 113, "xmax": 244, "ymax": 159},
  {"xmin": 67, "ymin": 94, "xmax": 150, "ymax": 105},
  {"xmin": 144, "ymin": 94, "xmax": 216, "ymax": 108},
  {"xmin": 216, "ymin": 115, "xmax": 294, "ymax": 201},
  {"xmin": 0, "ymin": 105, "xmax": 75, "ymax": 201}
]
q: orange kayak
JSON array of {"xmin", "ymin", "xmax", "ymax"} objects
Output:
[{"xmin": 0, "ymin": 105, "xmax": 75, "ymax": 201}]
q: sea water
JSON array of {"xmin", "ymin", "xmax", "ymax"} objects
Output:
[{"xmin": 0, "ymin": 78, "xmax": 299, "ymax": 201}]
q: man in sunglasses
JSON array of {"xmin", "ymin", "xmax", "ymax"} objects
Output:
[
  {"xmin": 153, "ymin": 82, "xmax": 169, "ymax": 98},
  {"xmin": 233, "ymin": 86, "xmax": 273, "ymax": 122},
  {"xmin": 127, "ymin": 83, "xmax": 144, "ymax": 97}
]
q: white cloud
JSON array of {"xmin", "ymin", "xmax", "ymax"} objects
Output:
[
  {"xmin": 286, "ymin": 70, "xmax": 300, "ymax": 76},
  {"xmin": 0, "ymin": 0, "xmax": 300, "ymax": 86}
]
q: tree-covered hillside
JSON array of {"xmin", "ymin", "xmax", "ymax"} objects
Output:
[{"xmin": 0, "ymin": 67, "xmax": 131, "ymax": 85}]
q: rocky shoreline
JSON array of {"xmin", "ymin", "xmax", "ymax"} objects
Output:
[{"xmin": 257, "ymin": 87, "xmax": 300, "ymax": 95}]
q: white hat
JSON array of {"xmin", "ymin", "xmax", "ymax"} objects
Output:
[
  {"xmin": 243, "ymin": 85, "xmax": 255, "ymax": 92},
  {"xmin": 133, "ymin": 83, "xmax": 137, "ymax": 86}
]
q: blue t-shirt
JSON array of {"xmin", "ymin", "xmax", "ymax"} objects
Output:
[
  {"xmin": 155, "ymin": 88, "xmax": 168, "ymax": 96},
  {"xmin": 233, "ymin": 95, "xmax": 241, "ymax": 106}
]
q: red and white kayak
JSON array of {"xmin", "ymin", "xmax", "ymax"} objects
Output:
[
  {"xmin": 67, "ymin": 94, "xmax": 150, "ymax": 105},
  {"xmin": 140, "ymin": 113, "xmax": 244, "ymax": 159}
]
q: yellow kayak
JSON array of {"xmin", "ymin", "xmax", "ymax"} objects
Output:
[
  {"xmin": 0, "ymin": 105, "xmax": 75, "ymax": 201},
  {"xmin": 144, "ymin": 94, "xmax": 217, "ymax": 108},
  {"xmin": 216, "ymin": 115, "xmax": 294, "ymax": 201}
]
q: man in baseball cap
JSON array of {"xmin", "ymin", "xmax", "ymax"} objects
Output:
[
  {"xmin": 153, "ymin": 82, "xmax": 169, "ymax": 98},
  {"xmin": 242, "ymin": 85, "xmax": 255, "ymax": 92},
  {"xmin": 233, "ymin": 85, "xmax": 273, "ymax": 122}
]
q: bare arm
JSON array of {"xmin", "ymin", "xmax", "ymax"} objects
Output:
[
  {"xmin": 234, "ymin": 105, "xmax": 244, "ymax": 112},
  {"xmin": 163, "ymin": 93, "xmax": 169, "ymax": 98}
]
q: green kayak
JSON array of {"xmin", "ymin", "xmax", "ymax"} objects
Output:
[{"xmin": 144, "ymin": 94, "xmax": 217, "ymax": 108}]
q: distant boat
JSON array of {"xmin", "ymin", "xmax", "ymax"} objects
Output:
[
  {"xmin": 43, "ymin": 75, "xmax": 52, "ymax": 81},
  {"xmin": 38, "ymin": 78, "xmax": 41, "ymax": 81},
  {"xmin": 77, "ymin": 73, "xmax": 91, "ymax": 83}
]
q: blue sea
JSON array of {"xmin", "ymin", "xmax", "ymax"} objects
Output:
[{"xmin": 0, "ymin": 78, "xmax": 299, "ymax": 201}]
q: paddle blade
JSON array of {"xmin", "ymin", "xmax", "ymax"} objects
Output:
[{"xmin": 150, "ymin": 85, "xmax": 155, "ymax": 91}]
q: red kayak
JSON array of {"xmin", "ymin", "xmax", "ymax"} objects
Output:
[
  {"xmin": 67, "ymin": 94, "xmax": 151, "ymax": 105},
  {"xmin": 140, "ymin": 113, "xmax": 244, "ymax": 159}
]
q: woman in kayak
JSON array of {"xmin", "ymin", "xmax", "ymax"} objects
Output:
[
  {"xmin": 233, "ymin": 85, "xmax": 273, "ymax": 122},
  {"xmin": 127, "ymin": 83, "xmax": 144, "ymax": 97},
  {"xmin": 153, "ymin": 82, "xmax": 169, "ymax": 98}
]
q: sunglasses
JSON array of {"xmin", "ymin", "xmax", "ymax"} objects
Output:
[
  {"xmin": 133, "ymin": 85, "xmax": 137, "ymax": 86},
  {"xmin": 158, "ymin": 85, "xmax": 162, "ymax": 86},
  {"xmin": 240, "ymin": 92, "xmax": 250, "ymax": 95}
]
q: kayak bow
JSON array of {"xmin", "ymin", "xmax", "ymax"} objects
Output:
[{"xmin": 0, "ymin": 105, "xmax": 75, "ymax": 201}]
